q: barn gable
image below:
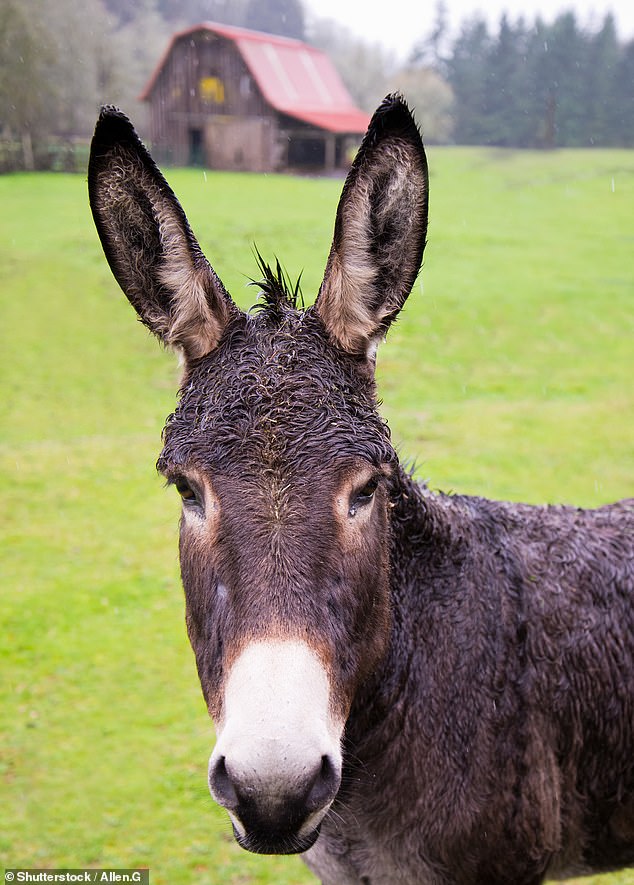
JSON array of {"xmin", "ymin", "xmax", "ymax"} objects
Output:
[{"xmin": 141, "ymin": 22, "xmax": 370, "ymax": 172}]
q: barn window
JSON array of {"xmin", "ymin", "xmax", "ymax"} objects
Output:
[{"xmin": 240, "ymin": 75, "xmax": 252, "ymax": 98}]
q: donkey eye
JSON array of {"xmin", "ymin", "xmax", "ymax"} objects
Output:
[
  {"xmin": 174, "ymin": 476, "xmax": 198, "ymax": 505},
  {"xmin": 349, "ymin": 476, "xmax": 380, "ymax": 516}
]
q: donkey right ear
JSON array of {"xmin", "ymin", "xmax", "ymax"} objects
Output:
[
  {"xmin": 88, "ymin": 106, "xmax": 237, "ymax": 361},
  {"xmin": 315, "ymin": 94, "xmax": 428, "ymax": 363}
]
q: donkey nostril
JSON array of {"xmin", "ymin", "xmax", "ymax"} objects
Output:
[
  {"xmin": 305, "ymin": 754, "xmax": 341, "ymax": 813},
  {"xmin": 209, "ymin": 755, "xmax": 239, "ymax": 810}
]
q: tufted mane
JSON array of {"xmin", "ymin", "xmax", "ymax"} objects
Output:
[{"xmin": 251, "ymin": 250, "xmax": 305, "ymax": 315}]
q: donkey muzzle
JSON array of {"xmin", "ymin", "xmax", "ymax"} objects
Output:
[{"xmin": 208, "ymin": 640, "xmax": 344, "ymax": 853}]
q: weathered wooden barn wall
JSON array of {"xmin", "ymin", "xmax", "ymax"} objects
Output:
[
  {"xmin": 203, "ymin": 117, "xmax": 279, "ymax": 172},
  {"xmin": 147, "ymin": 30, "xmax": 279, "ymax": 170}
]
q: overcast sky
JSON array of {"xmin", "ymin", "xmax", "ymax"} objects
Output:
[{"xmin": 304, "ymin": 0, "xmax": 634, "ymax": 61}]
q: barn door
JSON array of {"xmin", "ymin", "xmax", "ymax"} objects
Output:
[{"xmin": 188, "ymin": 128, "xmax": 205, "ymax": 167}]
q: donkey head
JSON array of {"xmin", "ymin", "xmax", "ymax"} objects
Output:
[{"xmin": 89, "ymin": 95, "xmax": 428, "ymax": 854}]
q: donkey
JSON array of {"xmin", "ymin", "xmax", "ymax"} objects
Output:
[{"xmin": 88, "ymin": 95, "xmax": 634, "ymax": 884}]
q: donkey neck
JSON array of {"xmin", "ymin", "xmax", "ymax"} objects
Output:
[{"xmin": 345, "ymin": 469, "xmax": 483, "ymax": 749}]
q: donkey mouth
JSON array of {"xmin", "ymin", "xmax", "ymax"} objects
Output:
[
  {"xmin": 233, "ymin": 821, "xmax": 322, "ymax": 855},
  {"xmin": 227, "ymin": 792, "xmax": 329, "ymax": 855}
]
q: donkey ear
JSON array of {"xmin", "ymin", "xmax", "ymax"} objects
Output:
[
  {"xmin": 315, "ymin": 94, "xmax": 428, "ymax": 361},
  {"xmin": 88, "ymin": 106, "xmax": 237, "ymax": 361}
]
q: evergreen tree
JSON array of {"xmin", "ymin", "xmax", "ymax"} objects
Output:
[
  {"xmin": 447, "ymin": 16, "xmax": 491, "ymax": 143},
  {"xmin": 585, "ymin": 14, "xmax": 620, "ymax": 145},
  {"xmin": 546, "ymin": 12, "xmax": 588, "ymax": 145},
  {"xmin": 614, "ymin": 39, "xmax": 634, "ymax": 145},
  {"xmin": 523, "ymin": 17, "xmax": 557, "ymax": 147},
  {"xmin": 483, "ymin": 14, "xmax": 525, "ymax": 145}
]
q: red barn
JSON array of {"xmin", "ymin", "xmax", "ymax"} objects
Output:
[{"xmin": 140, "ymin": 22, "xmax": 370, "ymax": 172}]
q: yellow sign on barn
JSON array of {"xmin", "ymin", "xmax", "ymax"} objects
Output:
[{"xmin": 199, "ymin": 76, "xmax": 225, "ymax": 104}]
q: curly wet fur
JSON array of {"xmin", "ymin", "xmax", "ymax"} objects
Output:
[{"xmin": 314, "ymin": 479, "xmax": 634, "ymax": 883}]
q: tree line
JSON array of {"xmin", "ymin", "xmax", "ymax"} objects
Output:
[
  {"xmin": 439, "ymin": 10, "xmax": 634, "ymax": 147},
  {"xmin": 0, "ymin": 0, "xmax": 632, "ymax": 172}
]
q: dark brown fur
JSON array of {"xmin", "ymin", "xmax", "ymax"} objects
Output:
[{"xmin": 89, "ymin": 95, "xmax": 634, "ymax": 884}]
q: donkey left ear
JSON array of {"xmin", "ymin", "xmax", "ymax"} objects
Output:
[
  {"xmin": 315, "ymin": 94, "xmax": 428, "ymax": 363},
  {"xmin": 88, "ymin": 106, "xmax": 238, "ymax": 362}
]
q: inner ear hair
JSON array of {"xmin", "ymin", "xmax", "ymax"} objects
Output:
[
  {"xmin": 316, "ymin": 95, "xmax": 428, "ymax": 360},
  {"xmin": 89, "ymin": 106, "xmax": 237, "ymax": 362}
]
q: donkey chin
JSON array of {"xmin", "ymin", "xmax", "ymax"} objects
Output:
[{"xmin": 207, "ymin": 640, "xmax": 344, "ymax": 854}]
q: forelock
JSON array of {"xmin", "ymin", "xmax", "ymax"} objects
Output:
[{"xmin": 158, "ymin": 306, "xmax": 395, "ymax": 474}]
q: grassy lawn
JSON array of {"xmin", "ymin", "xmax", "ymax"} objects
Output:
[{"xmin": 1, "ymin": 146, "xmax": 633, "ymax": 884}]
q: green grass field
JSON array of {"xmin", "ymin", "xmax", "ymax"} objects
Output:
[{"xmin": 1, "ymin": 146, "xmax": 633, "ymax": 885}]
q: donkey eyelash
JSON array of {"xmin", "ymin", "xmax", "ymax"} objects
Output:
[
  {"xmin": 166, "ymin": 474, "xmax": 203, "ymax": 507},
  {"xmin": 175, "ymin": 477, "xmax": 197, "ymax": 500},
  {"xmin": 356, "ymin": 476, "xmax": 380, "ymax": 500},
  {"xmin": 349, "ymin": 475, "xmax": 381, "ymax": 517}
]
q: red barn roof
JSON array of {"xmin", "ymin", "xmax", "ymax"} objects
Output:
[{"xmin": 141, "ymin": 21, "xmax": 370, "ymax": 134}]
